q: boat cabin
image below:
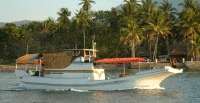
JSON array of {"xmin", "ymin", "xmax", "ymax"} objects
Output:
[
  {"xmin": 39, "ymin": 49, "xmax": 105, "ymax": 80},
  {"xmin": 42, "ymin": 49, "xmax": 97, "ymax": 69}
]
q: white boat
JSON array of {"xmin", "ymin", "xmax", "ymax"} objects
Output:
[{"xmin": 15, "ymin": 48, "xmax": 183, "ymax": 91}]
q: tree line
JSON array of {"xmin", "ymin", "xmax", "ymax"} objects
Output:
[{"xmin": 0, "ymin": 0, "xmax": 200, "ymax": 64}]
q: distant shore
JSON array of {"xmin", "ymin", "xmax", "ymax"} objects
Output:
[{"xmin": 1, "ymin": 61, "xmax": 200, "ymax": 71}]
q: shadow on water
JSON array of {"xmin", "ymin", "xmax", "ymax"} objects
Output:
[
  {"xmin": 88, "ymin": 89, "xmax": 184, "ymax": 103},
  {"xmin": 185, "ymin": 72, "xmax": 200, "ymax": 77},
  {"xmin": 0, "ymin": 87, "xmax": 184, "ymax": 103}
]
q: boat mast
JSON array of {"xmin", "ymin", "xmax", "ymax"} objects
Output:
[
  {"xmin": 92, "ymin": 35, "xmax": 96, "ymax": 57},
  {"xmin": 16, "ymin": 59, "xmax": 17, "ymax": 70},
  {"xmin": 39, "ymin": 59, "xmax": 41, "ymax": 77}
]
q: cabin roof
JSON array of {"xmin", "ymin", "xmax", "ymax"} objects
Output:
[
  {"xmin": 64, "ymin": 49, "xmax": 98, "ymax": 51},
  {"xmin": 135, "ymin": 45, "xmax": 149, "ymax": 57},
  {"xmin": 95, "ymin": 58, "xmax": 146, "ymax": 63},
  {"xmin": 169, "ymin": 42, "xmax": 187, "ymax": 55},
  {"xmin": 17, "ymin": 54, "xmax": 39, "ymax": 64}
]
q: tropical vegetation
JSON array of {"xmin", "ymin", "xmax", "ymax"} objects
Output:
[{"xmin": 0, "ymin": 0, "xmax": 200, "ymax": 64}]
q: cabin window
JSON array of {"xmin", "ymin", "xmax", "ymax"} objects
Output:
[
  {"xmin": 85, "ymin": 51, "xmax": 89, "ymax": 55},
  {"xmin": 66, "ymin": 51, "xmax": 72, "ymax": 56},
  {"xmin": 74, "ymin": 51, "xmax": 80, "ymax": 56}
]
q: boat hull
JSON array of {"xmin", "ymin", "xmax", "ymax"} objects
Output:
[{"xmin": 18, "ymin": 67, "xmax": 182, "ymax": 90}]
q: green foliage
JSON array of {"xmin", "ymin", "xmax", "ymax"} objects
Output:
[
  {"xmin": 78, "ymin": 0, "xmax": 95, "ymax": 12},
  {"xmin": 176, "ymin": 1, "xmax": 200, "ymax": 60},
  {"xmin": 158, "ymin": 0, "xmax": 178, "ymax": 21},
  {"xmin": 57, "ymin": 8, "xmax": 71, "ymax": 29},
  {"xmin": 0, "ymin": 0, "xmax": 200, "ymax": 64},
  {"xmin": 188, "ymin": 34, "xmax": 200, "ymax": 57}
]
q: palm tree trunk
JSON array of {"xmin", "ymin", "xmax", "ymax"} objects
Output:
[
  {"xmin": 166, "ymin": 35, "xmax": 169, "ymax": 55},
  {"xmin": 192, "ymin": 33, "xmax": 194, "ymax": 61},
  {"xmin": 148, "ymin": 33, "xmax": 152, "ymax": 61},
  {"xmin": 125, "ymin": 44, "xmax": 127, "ymax": 57},
  {"xmin": 131, "ymin": 41, "xmax": 135, "ymax": 58},
  {"xmin": 187, "ymin": 36, "xmax": 189, "ymax": 60},
  {"xmin": 154, "ymin": 34, "xmax": 158, "ymax": 66},
  {"xmin": 150, "ymin": 41, "xmax": 152, "ymax": 61},
  {"xmin": 147, "ymin": 33, "xmax": 149, "ymax": 53}
]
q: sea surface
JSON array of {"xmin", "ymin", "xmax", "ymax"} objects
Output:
[{"xmin": 0, "ymin": 70, "xmax": 200, "ymax": 103}]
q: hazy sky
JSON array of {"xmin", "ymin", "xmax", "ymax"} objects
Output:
[
  {"xmin": 0, "ymin": 0, "xmax": 199, "ymax": 22},
  {"xmin": 0, "ymin": 0, "xmax": 125, "ymax": 22}
]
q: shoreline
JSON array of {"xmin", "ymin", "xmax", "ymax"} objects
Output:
[{"xmin": 1, "ymin": 62, "xmax": 200, "ymax": 71}]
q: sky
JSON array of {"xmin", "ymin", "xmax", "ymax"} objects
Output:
[
  {"xmin": 0, "ymin": 0, "xmax": 199, "ymax": 23},
  {"xmin": 0, "ymin": 0, "xmax": 125, "ymax": 22}
]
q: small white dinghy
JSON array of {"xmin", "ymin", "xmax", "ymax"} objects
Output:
[{"xmin": 15, "ymin": 49, "xmax": 183, "ymax": 91}]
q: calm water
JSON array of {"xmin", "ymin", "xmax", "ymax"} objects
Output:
[{"xmin": 0, "ymin": 70, "xmax": 200, "ymax": 103}]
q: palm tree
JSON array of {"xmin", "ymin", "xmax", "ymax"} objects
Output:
[
  {"xmin": 123, "ymin": 0, "xmax": 140, "ymax": 7},
  {"xmin": 42, "ymin": 17, "xmax": 56, "ymax": 33},
  {"xmin": 176, "ymin": 7, "xmax": 200, "ymax": 60},
  {"xmin": 144, "ymin": 9, "xmax": 172, "ymax": 64},
  {"xmin": 177, "ymin": 1, "xmax": 200, "ymax": 36},
  {"xmin": 178, "ymin": 0, "xmax": 194, "ymax": 9},
  {"xmin": 178, "ymin": 9, "xmax": 200, "ymax": 38},
  {"xmin": 124, "ymin": 0, "xmax": 138, "ymax": 3},
  {"xmin": 119, "ymin": 1, "xmax": 138, "ymax": 19},
  {"xmin": 139, "ymin": 0, "xmax": 158, "ymax": 60},
  {"xmin": 75, "ymin": 9, "xmax": 93, "ymax": 49},
  {"xmin": 57, "ymin": 8, "xmax": 71, "ymax": 27},
  {"xmin": 159, "ymin": 0, "xmax": 177, "ymax": 21},
  {"xmin": 192, "ymin": 1, "xmax": 200, "ymax": 12},
  {"xmin": 189, "ymin": 34, "xmax": 200, "ymax": 63},
  {"xmin": 178, "ymin": 0, "xmax": 200, "ymax": 21},
  {"xmin": 120, "ymin": 19, "xmax": 142, "ymax": 57},
  {"xmin": 119, "ymin": 1, "xmax": 141, "ymax": 57},
  {"xmin": 140, "ymin": 0, "xmax": 158, "ymax": 20},
  {"xmin": 158, "ymin": 0, "xmax": 178, "ymax": 55},
  {"xmin": 78, "ymin": 0, "xmax": 95, "ymax": 12}
]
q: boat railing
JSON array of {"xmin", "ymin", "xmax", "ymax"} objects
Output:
[{"xmin": 15, "ymin": 63, "xmax": 39, "ymax": 71}]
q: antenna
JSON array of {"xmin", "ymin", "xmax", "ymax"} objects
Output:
[{"xmin": 92, "ymin": 35, "xmax": 96, "ymax": 57}]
